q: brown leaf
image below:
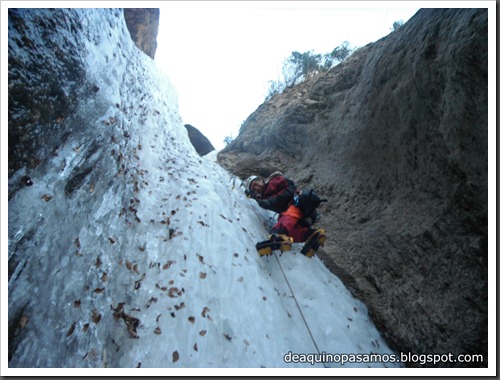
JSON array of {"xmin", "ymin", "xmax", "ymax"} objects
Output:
[
  {"xmin": 101, "ymin": 272, "xmax": 108, "ymax": 282},
  {"xmin": 82, "ymin": 323, "xmax": 89, "ymax": 332},
  {"xmin": 126, "ymin": 260, "xmax": 133, "ymax": 270},
  {"xmin": 199, "ymin": 330, "xmax": 207, "ymax": 336},
  {"xmin": 154, "ymin": 327, "xmax": 162, "ymax": 335},
  {"xmin": 67, "ymin": 322, "xmax": 76, "ymax": 337},
  {"xmin": 168, "ymin": 287, "xmax": 181, "ymax": 298},
  {"xmin": 188, "ymin": 316, "xmax": 195, "ymax": 324},
  {"xmin": 93, "ymin": 287, "xmax": 105, "ymax": 294},
  {"xmin": 42, "ymin": 194, "xmax": 53, "ymax": 202},
  {"xmin": 124, "ymin": 314, "xmax": 140, "ymax": 339},
  {"xmin": 174, "ymin": 302, "xmax": 185, "ymax": 311},
  {"xmin": 109, "ymin": 237, "xmax": 116, "ymax": 244},
  {"xmin": 172, "ymin": 351, "xmax": 180, "ymax": 363},
  {"xmin": 95, "ymin": 256, "xmax": 102, "ymax": 268},
  {"xmin": 74, "ymin": 299, "xmax": 81, "ymax": 308},
  {"xmin": 92, "ymin": 310, "xmax": 102, "ymax": 324},
  {"xmin": 111, "ymin": 303, "xmax": 125, "ymax": 319},
  {"xmin": 145, "ymin": 297, "xmax": 158, "ymax": 308},
  {"xmin": 201, "ymin": 307, "xmax": 211, "ymax": 318},
  {"xmin": 134, "ymin": 279, "xmax": 142, "ymax": 290},
  {"xmin": 199, "ymin": 272, "xmax": 207, "ymax": 279},
  {"xmin": 162, "ymin": 260, "xmax": 174, "ymax": 270},
  {"xmin": 19, "ymin": 315, "xmax": 29, "ymax": 329}
]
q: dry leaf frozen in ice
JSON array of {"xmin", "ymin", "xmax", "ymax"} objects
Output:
[{"xmin": 172, "ymin": 351, "xmax": 179, "ymax": 363}]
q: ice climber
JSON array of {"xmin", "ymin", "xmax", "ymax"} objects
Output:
[{"xmin": 244, "ymin": 171, "xmax": 326, "ymax": 257}]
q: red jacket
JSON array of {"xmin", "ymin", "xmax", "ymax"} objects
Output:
[{"xmin": 260, "ymin": 174, "xmax": 297, "ymax": 213}]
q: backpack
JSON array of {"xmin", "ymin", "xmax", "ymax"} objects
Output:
[{"xmin": 293, "ymin": 189, "xmax": 327, "ymax": 218}]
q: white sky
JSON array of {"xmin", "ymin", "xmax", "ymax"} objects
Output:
[{"xmin": 155, "ymin": 1, "xmax": 420, "ymax": 149}]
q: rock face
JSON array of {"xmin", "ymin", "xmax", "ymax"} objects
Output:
[
  {"xmin": 218, "ymin": 9, "xmax": 488, "ymax": 366},
  {"xmin": 7, "ymin": 8, "xmax": 160, "ymax": 183},
  {"xmin": 123, "ymin": 8, "xmax": 159, "ymax": 60},
  {"xmin": 8, "ymin": 9, "xmax": 89, "ymax": 180},
  {"xmin": 184, "ymin": 124, "xmax": 216, "ymax": 156}
]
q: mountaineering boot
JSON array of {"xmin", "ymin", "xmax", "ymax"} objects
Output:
[
  {"xmin": 300, "ymin": 228, "xmax": 326, "ymax": 258},
  {"xmin": 256, "ymin": 234, "xmax": 293, "ymax": 257}
]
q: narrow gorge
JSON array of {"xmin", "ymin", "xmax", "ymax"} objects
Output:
[
  {"xmin": 218, "ymin": 8, "xmax": 488, "ymax": 366},
  {"xmin": 7, "ymin": 7, "xmax": 489, "ymax": 369}
]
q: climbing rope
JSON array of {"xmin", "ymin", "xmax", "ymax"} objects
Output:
[
  {"xmin": 273, "ymin": 252, "xmax": 327, "ymax": 368},
  {"xmin": 246, "ymin": 197, "xmax": 327, "ymax": 367}
]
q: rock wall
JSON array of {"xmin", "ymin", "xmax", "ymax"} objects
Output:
[
  {"xmin": 218, "ymin": 8, "xmax": 488, "ymax": 366},
  {"xmin": 184, "ymin": 124, "xmax": 216, "ymax": 156},
  {"xmin": 8, "ymin": 9, "xmax": 89, "ymax": 180},
  {"xmin": 8, "ymin": 8, "xmax": 159, "ymax": 183},
  {"xmin": 123, "ymin": 8, "xmax": 159, "ymax": 60}
]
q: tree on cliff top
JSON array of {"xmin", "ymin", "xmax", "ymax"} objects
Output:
[{"xmin": 265, "ymin": 42, "xmax": 353, "ymax": 101}]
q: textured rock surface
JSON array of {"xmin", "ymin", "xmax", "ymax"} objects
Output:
[
  {"xmin": 218, "ymin": 8, "xmax": 488, "ymax": 366},
  {"xmin": 8, "ymin": 8, "xmax": 160, "ymax": 182},
  {"xmin": 8, "ymin": 9, "xmax": 89, "ymax": 179},
  {"xmin": 123, "ymin": 8, "xmax": 159, "ymax": 60},
  {"xmin": 184, "ymin": 124, "xmax": 216, "ymax": 156}
]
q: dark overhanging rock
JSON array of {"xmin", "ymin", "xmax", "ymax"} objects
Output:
[
  {"xmin": 123, "ymin": 8, "xmax": 159, "ymax": 60},
  {"xmin": 184, "ymin": 124, "xmax": 215, "ymax": 156}
]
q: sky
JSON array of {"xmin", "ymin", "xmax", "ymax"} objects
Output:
[{"xmin": 155, "ymin": 2, "xmax": 421, "ymax": 149}]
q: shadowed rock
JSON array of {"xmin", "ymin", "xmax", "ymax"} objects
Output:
[
  {"xmin": 124, "ymin": 8, "xmax": 159, "ymax": 60},
  {"xmin": 185, "ymin": 124, "xmax": 216, "ymax": 156}
]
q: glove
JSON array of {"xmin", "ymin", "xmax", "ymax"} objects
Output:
[{"xmin": 257, "ymin": 198, "xmax": 271, "ymax": 209}]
